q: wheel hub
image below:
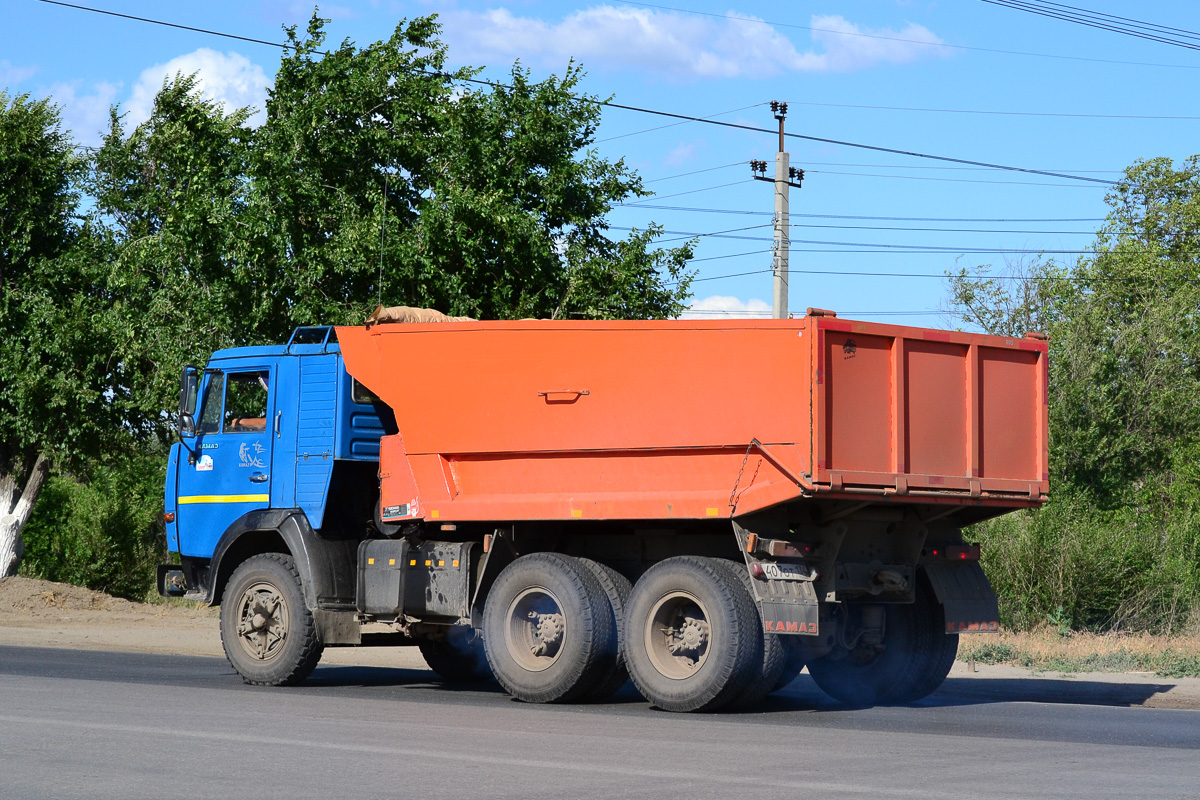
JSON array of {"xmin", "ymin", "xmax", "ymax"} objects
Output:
[
  {"xmin": 646, "ymin": 591, "xmax": 713, "ymax": 679},
  {"xmin": 236, "ymin": 583, "xmax": 288, "ymax": 662},
  {"xmin": 505, "ymin": 587, "xmax": 567, "ymax": 672},
  {"xmin": 529, "ymin": 610, "xmax": 565, "ymax": 657},
  {"xmin": 666, "ymin": 615, "xmax": 710, "ymax": 659}
]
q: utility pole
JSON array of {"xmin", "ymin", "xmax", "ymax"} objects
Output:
[{"xmin": 751, "ymin": 101, "xmax": 803, "ymax": 319}]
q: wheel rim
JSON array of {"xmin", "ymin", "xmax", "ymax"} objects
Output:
[
  {"xmin": 504, "ymin": 586, "xmax": 566, "ymax": 672},
  {"xmin": 234, "ymin": 580, "xmax": 289, "ymax": 662},
  {"xmin": 645, "ymin": 591, "xmax": 712, "ymax": 680}
]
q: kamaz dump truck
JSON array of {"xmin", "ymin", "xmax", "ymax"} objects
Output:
[{"xmin": 160, "ymin": 310, "xmax": 1048, "ymax": 711}]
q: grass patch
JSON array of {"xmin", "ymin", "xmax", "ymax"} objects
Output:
[{"xmin": 958, "ymin": 629, "xmax": 1200, "ymax": 678}]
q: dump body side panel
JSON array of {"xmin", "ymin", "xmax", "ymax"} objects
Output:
[
  {"xmin": 811, "ymin": 317, "xmax": 1049, "ymax": 500},
  {"xmin": 337, "ymin": 317, "xmax": 1048, "ymax": 524}
]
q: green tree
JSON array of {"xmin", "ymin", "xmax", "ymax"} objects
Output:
[
  {"xmin": 247, "ymin": 15, "xmax": 693, "ymax": 326},
  {"xmin": 945, "ymin": 156, "xmax": 1200, "ymax": 631},
  {"xmin": 86, "ymin": 74, "xmax": 256, "ymax": 440},
  {"xmin": 12, "ymin": 12, "xmax": 695, "ymax": 590},
  {"xmin": 0, "ymin": 92, "xmax": 111, "ymax": 577}
]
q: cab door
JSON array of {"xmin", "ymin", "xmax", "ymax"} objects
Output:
[{"xmin": 175, "ymin": 366, "xmax": 276, "ymax": 558}]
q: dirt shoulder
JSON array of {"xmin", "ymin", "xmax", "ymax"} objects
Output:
[
  {"xmin": 4, "ymin": 575, "xmax": 1200, "ymax": 708},
  {"xmin": 0, "ymin": 575, "xmax": 420, "ymax": 668}
]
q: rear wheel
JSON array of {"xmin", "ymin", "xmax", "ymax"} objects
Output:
[
  {"xmin": 419, "ymin": 626, "xmax": 492, "ymax": 682},
  {"xmin": 220, "ymin": 553, "xmax": 323, "ymax": 686},
  {"xmin": 624, "ymin": 556, "xmax": 763, "ymax": 713},
  {"xmin": 890, "ymin": 575, "xmax": 958, "ymax": 703},
  {"xmin": 807, "ymin": 579, "xmax": 954, "ymax": 705},
  {"xmin": 576, "ymin": 558, "xmax": 632, "ymax": 701},
  {"xmin": 715, "ymin": 559, "xmax": 787, "ymax": 710},
  {"xmin": 482, "ymin": 553, "xmax": 615, "ymax": 703}
]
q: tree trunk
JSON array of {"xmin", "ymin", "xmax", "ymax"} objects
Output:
[{"xmin": 0, "ymin": 453, "xmax": 50, "ymax": 578}]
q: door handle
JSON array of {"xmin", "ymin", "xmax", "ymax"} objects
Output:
[{"xmin": 249, "ymin": 473, "xmax": 270, "ymax": 483}]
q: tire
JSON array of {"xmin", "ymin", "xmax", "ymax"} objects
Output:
[
  {"xmin": 419, "ymin": 626, "xmax": 492, "ymax": 682},
  {"xmin": 482, "ymin": 553, "xmax": 615, "ymax": 704},
  {"xmin": 576, "ymin": 558, "xmax": 632, "ymax": 701},
  {"xmin": 624, "ymin": 556, "xmax": 763, "ymax": 713},
  {"xmin": 807, "ymin": 578, "xmax": 953, "ymax": 706},
  {"xmin": 889, "ymin": 574, "xmax": 959, "ymax": 703},
  {"xmin": 220, "ymin": 553, "xmax": 323, "ymax": 686},
  {"xmin": 713, "ymin": 559, "xmax": 787, "ymax": 710}
]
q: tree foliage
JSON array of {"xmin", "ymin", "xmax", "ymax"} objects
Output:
[
  {"xmin": 945, "ymin": 156, "xmax": 1200, "ymax": 632},
  {"xmin": 3, "ymin": 13, "xmax": 695, "ymax": 590},
  {"xmin": 0, "ymin": 92, "xmax": 117, "ymax": 576}
]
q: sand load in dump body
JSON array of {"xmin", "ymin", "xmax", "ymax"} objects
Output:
[{"xmin": 336, "ymin": 310, "xmax": 1049, "ymax": 527}]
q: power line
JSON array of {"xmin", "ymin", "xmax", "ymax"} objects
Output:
[
  {"xmin": 597, "ymin": 104, "xmax": 764, "ymax": 143},
  {"xmin": 803, "ymin": 161, "xmax": 1122, "ymax": 173},
  {"xmin": 789, "ymin": 223, "xmax": 1094, "ymax": 234},
  {"xmin": 609, "ymin": 223, "xmax": 772, "ymax": 243},
  {"xmin": 786, "ymin": 100, "xmax": 1200, "ymax": 121},
  {"xmin": 600, "ymin": 105, "xmax": 1117, "ymax": 186},
  {"xmin": 980, "ymin": 0, "xmax": 1200, "ymax": 51},
  {"xmin": 644, "ymin": 162, "xmax": 745, "ymax": 184},
  {"xmin": 790, "ymin": 245, "xmax": 1095, "ymax": 253},
  {"xmin": 623, "ymin": 180, "xmax": 749, "ymax": 203},
  {"xmin": 808, "ymin": 169, "xmax": 1109, "ymax": 188},
  {"xmin": 614, "ymin": 226, "xmax": 1095, "ymax": 245},
  {"xmin": 689, "ymin": 268, "xmax": 772, "ymax": 283},
  {"xmin": 35, "ymin": 0, "xmax": 1118, "ymax": 186},
  {"xmin": 689, "ymin": 250, "xmax": 769, "ymax": 263},
  {"xmin": 617, "ymin": 204, "xmax": 1108, "ymax": 222},
  {"xmin": 615, "ymin": 0, "xmax": 1200, "ymax": 70}
]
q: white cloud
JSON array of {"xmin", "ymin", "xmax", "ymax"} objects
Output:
[
  {"xmin": 808, "ymin": 14, "xmax": 946, "ymax": 72},
  {"xmin": 680, "ymin": 295, "xmax": 772, "ymax": 319},
  {"xmin": 50, "ymin": 81, "xmax": 121, "ymax": 146},
  {"xmin": 125, "ymin": 49, "xmax": 271, "ymax": 128},
  {"xmin": 664, "ymin": 141, "xmax": 703, "ymax": 168},
  {"xmin": 1, "ymin": 60, "xmax": 37, "ymax": 87},
  {"xmin": 442, "ymin": 6, "xmax": 948, "ymax": 80}
]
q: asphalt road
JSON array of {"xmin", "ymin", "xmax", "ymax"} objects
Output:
[{"xmin": 1, "ymin": 644, "xmax": 1198, "ymax": 800}]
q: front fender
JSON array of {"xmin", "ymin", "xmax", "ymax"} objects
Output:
[{"xmin": 206, "ymin": 509, "xmax": 358, "ymax": 611}]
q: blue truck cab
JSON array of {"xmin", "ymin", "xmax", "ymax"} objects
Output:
[{"xmin": 163, "ymin": 327, "xmax": 390, "ymax": 615}]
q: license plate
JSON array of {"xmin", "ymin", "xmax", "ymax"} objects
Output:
[{"xmin": 762, "ymin": 562, "xmax": 810, "ymax": 581}]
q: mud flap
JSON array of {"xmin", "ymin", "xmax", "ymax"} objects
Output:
[
  {"xmin": 732, "ymin": 525, "xmax": 820, "ymax": 636},
  {"xmin": 751, "ymin": 577, "xmax": 820, "ymax": 636},
  {"xmin": 923, "ymin": 561, "xmax": 1000, "ymax": 633}
]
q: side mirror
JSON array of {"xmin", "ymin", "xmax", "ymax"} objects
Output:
[{"xmin": 178, "ymin": 366, "xmax": 199, "ymax": 438}]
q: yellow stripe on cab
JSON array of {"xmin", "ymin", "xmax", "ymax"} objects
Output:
[{"xmin": 177, "ymin": 494, "xmax": 270, "ymax": 505}]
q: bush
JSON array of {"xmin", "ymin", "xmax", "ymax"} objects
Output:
[
  {"xmin": 19, "ymin": 450, "xmax": 166, "ymax": 601},
  {"xmin": 969, "ymin": 478, "xmax": 1200, "ymax": 635}
]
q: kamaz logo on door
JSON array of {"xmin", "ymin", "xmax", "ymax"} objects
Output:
[{"xmin": 764, "ymin": 620, "xmax": 818, "ymax": 634}]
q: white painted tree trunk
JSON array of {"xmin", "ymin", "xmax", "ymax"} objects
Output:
[{"xmin": 0, "ymin": 453, "xmax": 50, "ymax": 578}]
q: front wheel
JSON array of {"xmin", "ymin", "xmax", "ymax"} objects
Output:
[{"xmin": 219, "ymin": 553, "xmax": 323, "ymax": 686}]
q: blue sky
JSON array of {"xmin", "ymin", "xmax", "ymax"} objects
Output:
[{"xmin": 4, "ymin": 0, "xmax": 1199, "ymax": 327}]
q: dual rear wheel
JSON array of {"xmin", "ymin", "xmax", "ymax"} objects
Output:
[{"xmin": 482, "ymin": 554, "xmax": 787, "ymax": 712}]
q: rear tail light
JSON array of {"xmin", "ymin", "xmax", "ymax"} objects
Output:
[{"xmin": 946, "ymin": 544, "xmax": 981, "ymax": 561}]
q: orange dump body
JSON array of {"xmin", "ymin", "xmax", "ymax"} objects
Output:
[{"xmin": 336, "ymin": 316, "xmax": 1049, "ymax": 524}]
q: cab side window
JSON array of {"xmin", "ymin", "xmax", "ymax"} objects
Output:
[
  {"xmin": 198, "ymin": 373, "xmax": 225, "ymax": 434},
  {"xmin": 224, "ymin": 371, "xmax": 270, "ymax": 432}
]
